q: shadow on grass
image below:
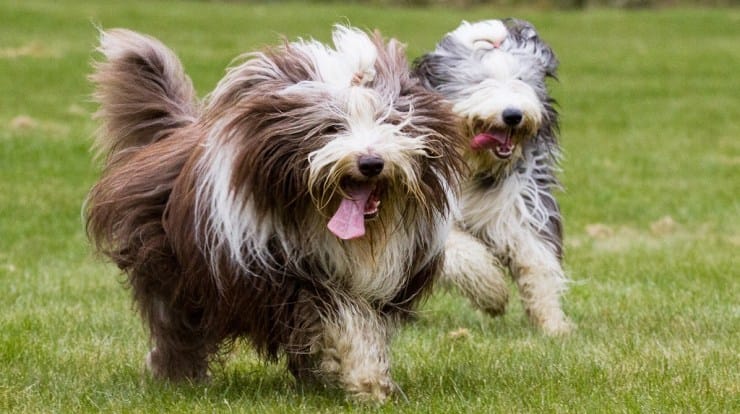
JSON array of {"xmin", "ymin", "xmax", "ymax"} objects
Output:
[
  {"xmin": 87, "ymin": 355, "xmax": 357, "ymax": 410},
  {"xmin": 75, "ymin": 293, "xmax": 558, "ymax": 410},
  {"xmin": 85, "ymin": 345, "xmax": 496, "ymax": 410}
]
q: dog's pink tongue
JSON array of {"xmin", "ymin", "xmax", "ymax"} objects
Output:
[
  {"xmin": 327, "ymin": 185, "xmax": 373, "ymax": 240},
  {"xmin": 471, "ymin": 131, "xmax": 508, "ymax": 150}
]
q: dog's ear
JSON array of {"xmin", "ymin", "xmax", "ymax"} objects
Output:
[
  {"xmin": 505, "ymin": 18, "xmax": 538, "ymax": 41},
  {"xmin": 504, "ymin": 18, "xmax": 559, "ymax": 78},
  {"xmin": 536, "ymin": 41, "xmax": 559, "ymax": 79},
  {"xmin": 412, "ymin": 54, "xmax": 434, "ymax": 89},
  {"xmin": 412, "ymin": 53, "xmax": 447, "ymax": 90}
]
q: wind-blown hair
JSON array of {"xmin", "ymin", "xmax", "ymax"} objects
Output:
[
  {"xmin": 414, "ymin": 19, "xmax": 574, "ymax": 335},
  {"xmin": 86, "ymin": 25, "xmax": 463, "ymax": 402}
]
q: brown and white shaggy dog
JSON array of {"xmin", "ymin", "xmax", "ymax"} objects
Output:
[{"xmin": 85, "ymin": 26, "xmax": 463, "ymax": 402}]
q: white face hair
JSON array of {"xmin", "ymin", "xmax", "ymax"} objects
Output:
[
  {"xmin": 192, "ymin": 25, "xmax": 459, "ymax": 301},
  {"xmin": 415, "ymin": 19, "xmax": 558, "ymax": 164},
  {"xmin": 448, "ymin": 20, "xmax": 509, "ymax": 52}
]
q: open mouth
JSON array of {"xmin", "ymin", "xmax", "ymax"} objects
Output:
[
  {"xmin": 327, "ymin": 179, "xmax": 384, "ymax": 240},
  {"xmin": 358, "ymin": 181, "xmax": 382, "ymax": 220},
  {"xmin": 470, "ymin": 129, "xmax": 514, "ymax": 159}
]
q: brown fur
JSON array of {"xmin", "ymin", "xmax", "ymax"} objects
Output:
[{"xmin": 85, "ymin": 27, "xmax": 463, "ymax": 396}]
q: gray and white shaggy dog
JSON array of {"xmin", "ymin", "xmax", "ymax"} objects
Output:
[
  {"xmin": 85, "ymin": 25, "xmax": 464, "ymax": 402},
  {"xmin": 414, "ymin": 19, "xmax": 574, "ymax": 335}
]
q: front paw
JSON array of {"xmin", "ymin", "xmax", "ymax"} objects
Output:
[
  {"xmin": 345, "ymin": 375, "xmax": 394, "ymax": 404},
  {"xmin": 540, "ymin": 316, "xmax": 576, "ymax": 336}
]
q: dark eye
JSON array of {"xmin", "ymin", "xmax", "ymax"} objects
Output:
[{"xmin": 322, "ymin": 124, "xmax": 340, "ymax": 135}]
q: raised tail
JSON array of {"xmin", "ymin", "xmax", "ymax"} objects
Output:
[{"xmin": 90, "ymin": 29, "xmax": 197, "ymax": 160}]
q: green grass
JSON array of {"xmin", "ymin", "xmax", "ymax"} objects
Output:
[{"xmin": 1, "ymin": 1, "xmax": 738, "ymax": 412}]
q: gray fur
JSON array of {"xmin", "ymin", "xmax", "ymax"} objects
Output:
[{"xmin": 414, "ymin": 18, "xmax": 573, "ymax": 334}]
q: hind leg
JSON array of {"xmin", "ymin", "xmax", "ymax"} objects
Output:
[
  {"xmin": 142, "ymin": 298, "xmax": 217, "ymax": 381},
  {"xmin": 443, "ymin": 227, "xmax": 509, "ymax": 316}
]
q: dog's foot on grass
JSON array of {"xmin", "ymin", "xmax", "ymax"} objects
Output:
[
  {"xmin": 540, "ymin": 317, "xmax": 575, "ymax": 336},
  {"xmin": 346, "ymin": 376, "xmax": 394, "ymax": 404}
]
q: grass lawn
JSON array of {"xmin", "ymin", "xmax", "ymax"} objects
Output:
[{"xmin": 1, "ymin": 1, "xmax": 738, "ymax": 412}]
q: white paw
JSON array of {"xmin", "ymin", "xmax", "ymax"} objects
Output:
[
  {"xmin": 540, "ymin": 317, "xmax": 575, "ymax": 336},
  {"xmin": 346, "ymin": 376, "xmax": 394, "ymax": 404}
]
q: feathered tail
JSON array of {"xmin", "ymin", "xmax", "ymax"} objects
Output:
[
  {"xmin": 90, "ymin": 29, "xmax": 197, "ymax": 160},
  {"xmin": 86, "ymin": 29, "xmax": 200, "ymax": 273}
]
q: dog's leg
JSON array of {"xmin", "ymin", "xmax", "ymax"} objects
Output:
[
  {"xmin": 443, "ymin": 226, "xmax": 509, "ymax": 316},
  {"xmin": 285, "ymin": 291, "xmax": 325, "ymax": 383},
  {"xmin": 508, "ymin": 235, "xmax": 573, "ymax": 335},
  {"xmin": 473, "ymin": 159, "xmax": 573, "ymax": 335},
  {"xmin": 317, "ymin": 299, "xmax": 394, "ymax": 403},
  {"xmin": 509, "ymin": 150, "xmax": 574, "ymax": 335},
  {"xmin": 143, "ymin": 297, "xmax": 215, "ymax": 381}
]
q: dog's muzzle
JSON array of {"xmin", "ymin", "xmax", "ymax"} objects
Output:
[
  {"xmin": 471, "ymin": 129, "xmax": 513, "ymax": 159},
  {"xmin": 326, "ymin": 155, "xmax": 386, "ymax": 240},
  {"xmin": 470, "ymin": 107, "xmax": 524, "ymax": 159}
]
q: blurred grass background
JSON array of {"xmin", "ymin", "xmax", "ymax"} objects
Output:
[
  {"xmin": 1, "ymin": 0, "xmax": 738, "ymax": 412},
  {"xmin": 300, "ymin": 0, "xmax": 737, "ymax": 8}
]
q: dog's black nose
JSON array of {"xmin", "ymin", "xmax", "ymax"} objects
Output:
[
  {"xmin": 357, "ymin": 155, "xmax": 385, "ymax": 177},
  {"xmin": 502, "ymin": 108, "xmax": 523, "ymax": 127}
]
